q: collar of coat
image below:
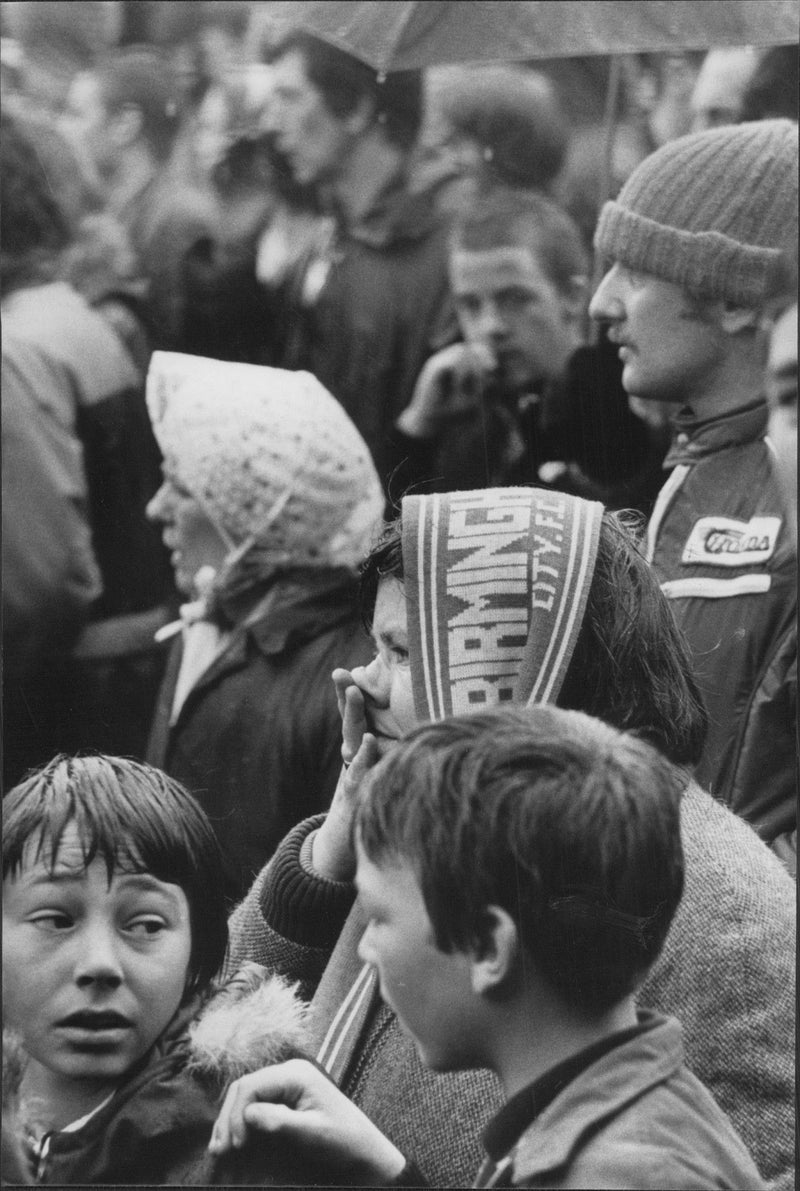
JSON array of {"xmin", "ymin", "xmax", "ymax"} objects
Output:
[
  {"xmin": 4, "ymin": 962, "xmax": 310, "ymax": 1138},
  {"xmin": 664, "ymin": 399, "xmax": 768, "ymax": 467}
]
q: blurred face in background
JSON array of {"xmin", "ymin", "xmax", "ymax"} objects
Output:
[{"xmin": 263, "ymin": 48, "xmax": 353, "ymax": 186}]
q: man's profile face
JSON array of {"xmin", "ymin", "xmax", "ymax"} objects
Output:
[
  {"xmin": 449, "ymin": 246, "xmax": 581, "ymax": 391},
  {"xmin": 264, "ymin": 49, "xmax": 352, "ymax": 186},
  {"xmin": 589, "ymin": 263, "xmax": 725, "ymax": 405}
]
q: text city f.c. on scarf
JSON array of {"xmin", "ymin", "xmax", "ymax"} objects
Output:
[{"xmin": 316, "ymin": 486, "xmax": 604, "ymax": 1084}]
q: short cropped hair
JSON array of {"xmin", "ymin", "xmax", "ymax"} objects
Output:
[
  {"xmin": 2, "ymin": 754, "xmax": 228, "ymax": 999},
  {"xmin": 356, "ymin": 705, "xmax": 685, "ymax": 1014},
  {"xmin": 94, "ymin": 47, "xmax": 181, "ymax": 162},
  {"xmin": 263, "ymin": 32, "xmax": 422, "ymax": 152},
  {"xmin": 451, "ymin": 189, "xmax": 589, "ymax": 297},
  {"xmin": 359, "ymin": 509, "xmax": 707, "ymax": 767}
]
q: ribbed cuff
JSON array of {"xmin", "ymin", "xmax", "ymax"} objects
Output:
[{"xmin": 259, "ymin": 814, "xmax": 357, "ymax": 950}]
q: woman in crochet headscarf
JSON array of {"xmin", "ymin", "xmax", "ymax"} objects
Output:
[{"xmin": 145, "ymin": 351, "xmax": 384, "ymax": 902}]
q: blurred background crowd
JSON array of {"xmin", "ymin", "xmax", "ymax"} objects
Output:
[{"xmin": 1, "ymin": 0, "xmax": 797, "ymax": 869}]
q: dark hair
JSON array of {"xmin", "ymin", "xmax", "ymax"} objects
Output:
[
  {"xmin": 357, "ymin": 705, "xmax": 685, "ymax": 1014},
  {"xmin": 435, "ymin": 65, "xmax": 570, "ymax": 191},
  {"xmin": 359, "ymin": 508, "xmax": 707, "ymax": 766},
  {"xmin": 451, "ymin": 188, "xmax": 588, "ymax": 297},
  {"xmin": 0, "ymin": 112, "xmax": 71, "ymax": 293},
  {"xmin": 2, "ymin": 754, "xmax": 228, "ymax": 999},
  {"xmin": 94, "ymin": 47, "xmax": 181, "ymax": 161},
  {"xmin": 263, "ymin": 32, "xmax": 422, "ymax": 151},
  {"xmin": 741, "ymin": 46, "xmax": 800, "ymax": 123}
]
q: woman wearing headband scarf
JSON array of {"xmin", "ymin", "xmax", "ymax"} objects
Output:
[
  {"xmin": 227, "ymin": 487, "xmax": 794, "ymax": 1191},
  {"xmin": 145, "ymin": 351, "xmax": 384, "ymax": 902}
]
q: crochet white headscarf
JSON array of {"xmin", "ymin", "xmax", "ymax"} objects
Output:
[{"xmin": 146, "ymin": 352, "xmax": 384, "ymax": 576}]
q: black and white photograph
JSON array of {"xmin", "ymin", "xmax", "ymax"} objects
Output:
[{"xmin": 1, "ymin": 1, "xmax": 796, "ymax": 1186}]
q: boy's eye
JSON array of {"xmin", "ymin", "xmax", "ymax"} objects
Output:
[
  {"xmin": 125, "ymin": 917, "xmax": 168, "ymax": 937},
  {"xmin": 30, "ymin": 911, "xmax": 74, "ymax": 932},
  {"xmin": 390, "ymin": 645, "xmax": 409, "ymax": 663}
]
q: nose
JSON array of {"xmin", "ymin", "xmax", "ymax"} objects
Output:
[
  {"xmin": 350, "ymin": 656, "xmax": 390, "ymax": 709},
  {"xmin": 146, "ymin": 482, "xmax": 171, "ymax": 524},
  {"xmin": 589, "ymin": 265, "xmax": 625, "ymax": 324},
  {"xmin": 74, "ymin": 921, "xmax": 124, "ymax": 989},
  {"xmin": 473, "ymin": 299, "xmax": 506, "ymax": 342}
]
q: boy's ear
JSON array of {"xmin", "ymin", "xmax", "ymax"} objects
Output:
[{"xmin": 470, "ymin": 905, "xmax": 519, "ymax": 996}]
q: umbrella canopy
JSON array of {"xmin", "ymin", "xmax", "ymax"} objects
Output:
[{"xmin": 257, "ymin": 0, "xmax": 799, "ymax": 72}]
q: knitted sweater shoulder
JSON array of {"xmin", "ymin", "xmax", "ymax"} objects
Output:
[{"xmin": 639, "ymin": 782, "xmax": 795, "ymax": 1191}]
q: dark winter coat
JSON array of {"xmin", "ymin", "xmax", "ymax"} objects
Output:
[
  {"xmin": 647, "ymin": 400, "xmax": 797, "ymax": 865},
  {"xmin": 148, "ymin": 569, "xmax": 373, "ymax": 901},
  {"xmin": 269, "ymin": 169, "xmax": 456, "ymax": 489},
  {"xmin": 5, "ymin": 964, "xmax": 334, "ymax": 1186}
]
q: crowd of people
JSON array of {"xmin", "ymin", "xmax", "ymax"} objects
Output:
[{"xmin": 1, "ymin": 3, "xmax": 797, "ymax": 1187}]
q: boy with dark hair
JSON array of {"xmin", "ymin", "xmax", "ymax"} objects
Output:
[
  {"xmin": 213, "ymin": 706, "xmax": 763, "ymax": 1189},
  {"xmin": 1, "ymin": 753, "xmax": 326, "ymax": 1186}
]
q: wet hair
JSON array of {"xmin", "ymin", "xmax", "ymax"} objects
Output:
[
  {"xmin": 356, "ymin": 704, "xmax": 685, "ymax": 1014},
  {"xmin": 262, "ymin": 31, "xmax": 422, "ymax": 151},
  {"xmin": 359, "ymin": 508, "xmax": 707, "ymax": 767},
  {"xmin": 450, "ymin": 188, "xmax": 588, "ymax": 297},
  {"xmin": 2, "ymin": 754, "xmax": 228, "ymax": 999},
  {"xmin": 0, "ymin": 112, "xmax": 71, "ymax": 293},
  {"xmin": 94, "ymin": 47, "xmax": 181, "ymax": 162}
]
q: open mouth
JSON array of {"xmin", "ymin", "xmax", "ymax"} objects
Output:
[{"xmin": 57, "ymin": 1010, "xmax": 133, "ymax": 1034}]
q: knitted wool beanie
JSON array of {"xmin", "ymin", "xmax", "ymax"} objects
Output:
[
  {"xmin": 594, "ymin": 119, "xmax": 798, "ymax": 306},
  {"xmin": 146, "ymin": 352, "xmax": 384, "ymax": 572}
]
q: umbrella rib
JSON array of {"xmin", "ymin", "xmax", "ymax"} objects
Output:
[{"xmin": 378, "ymin": 1, "xmax": 432, "ymax": 74}]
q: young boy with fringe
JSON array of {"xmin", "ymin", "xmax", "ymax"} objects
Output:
[{"xmin": 1, "ymin": 753, "xmax": 333, "ymax": 1186}]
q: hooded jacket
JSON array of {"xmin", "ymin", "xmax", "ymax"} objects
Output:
[
  {"xmin": 271, "ymin": 167, "xmax": 456, "ymax": 488},
  {"xmin": 226, "ymin": 488, "xmax": 795, "ymax": 1191},
  {"xmin": 4, "ymin": 964, "xmax": 336, "ymax": 1186}
]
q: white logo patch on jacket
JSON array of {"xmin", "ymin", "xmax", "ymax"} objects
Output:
[{"xmin": 681, "ymin": 516, "xmax": 782, "ymax": 567}]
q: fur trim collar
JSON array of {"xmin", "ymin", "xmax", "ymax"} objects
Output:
[{"xmin": 186, "ymin": 962, "xmax": 310, "ymax": 1082}]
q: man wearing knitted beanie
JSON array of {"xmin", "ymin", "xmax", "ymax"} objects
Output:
[{"xmin": 590, "ymin": 118, "xmax": 797, "ymax": 872}]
